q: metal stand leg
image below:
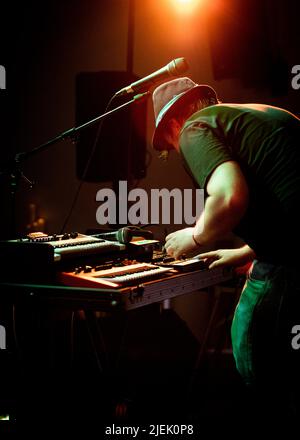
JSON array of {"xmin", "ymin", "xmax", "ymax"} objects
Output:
[{"xmin": 82, "ymin": 310, "xmax": 109, "ymax": 374}]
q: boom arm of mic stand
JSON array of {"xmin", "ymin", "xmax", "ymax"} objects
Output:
[
  {"xmin": 2, "ymin": 91, "xmax": 149, "ymax": 238},
  {"xmin": 14, "ymin": 91, "xmax": 150, "ymax": 164}
]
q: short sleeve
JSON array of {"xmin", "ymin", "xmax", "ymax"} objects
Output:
[{"xmin": 179, "ymin": 121, "xmax": 233, "ymax": 189}]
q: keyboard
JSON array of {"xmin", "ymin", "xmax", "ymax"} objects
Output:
[
  {"xmin": 0, "ymin": 232, "xmax": 126, "ymax": 263},
  {"xmin": 58, "ymin": 261, "xmax": 174, "ymax": 288}
]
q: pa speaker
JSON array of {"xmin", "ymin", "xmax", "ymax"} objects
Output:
[
  {"xmin": 75, "ymin": 71, "xmax": 147, "ymax": 182},
  {"xmin": 208, "ymin": 0, "xmax": 273, "ymax": 87}
]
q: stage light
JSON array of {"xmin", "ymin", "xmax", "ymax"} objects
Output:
[
  {"xmin": 175, "ymin": 0, "xmax": 197, "ymax": 4},
  {"xmin": 170, "ymin": 0, "xmax": 203, "ymax": 15}
]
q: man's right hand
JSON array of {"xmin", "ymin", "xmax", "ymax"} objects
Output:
[{"xmin": 199, "ymin": 245, "xmax": 255, "ymax": 269}]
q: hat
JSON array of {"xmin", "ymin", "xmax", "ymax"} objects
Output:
[{"xmin": 152, "ymin": 77, "xmax": 217, "ymax": 151}]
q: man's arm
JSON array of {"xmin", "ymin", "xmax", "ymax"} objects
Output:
[
  {"xmin": 193, "ymin": 160, "xmax": 249, "ymax": 244},
  {"xmin": 164, "ymin": 161, "xmax": 249, "ymax": 258}
]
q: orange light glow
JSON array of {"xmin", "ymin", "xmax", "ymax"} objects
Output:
[{"xmin": 170, "ymin": 0, "xmax": 203, "ymax": 15}]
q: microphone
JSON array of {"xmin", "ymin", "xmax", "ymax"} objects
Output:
[
  {"xmin": 114, "ymin": 57, "xmax": 189, "ymax": 97},
  {"xmin": 96, "ymin": 227, "xmax": 133, "ymax": 244},
  {"xmin": 95, "ymin": 226, "xmax": 153, "ymax": 244}
]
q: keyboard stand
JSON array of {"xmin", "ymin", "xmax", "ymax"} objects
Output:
[{"xmin": 82, "ymin": 309, "xmax": 109, "ymax": 374}]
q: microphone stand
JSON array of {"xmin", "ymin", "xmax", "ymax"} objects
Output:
[
  {"xmin": 1, "ymin": 91, "xmax": 149, "ymax": 238},
  {"xmin": 14, "ymin": 92, "xmax": 149, "ymax": 163}
]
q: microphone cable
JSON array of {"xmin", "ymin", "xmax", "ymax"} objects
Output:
[{"xmin": 59, "ymin": 94, "xmax": 117, "ymax": 234}]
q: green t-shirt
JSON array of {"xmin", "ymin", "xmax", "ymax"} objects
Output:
[{"xmin": 179, "ymin": 103, "xmax": 300, "ymax": 263}]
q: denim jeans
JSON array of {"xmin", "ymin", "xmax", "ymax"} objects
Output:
[{"xmin": 231, "ymin": 260, "xmax": 300, "ymax": 416}]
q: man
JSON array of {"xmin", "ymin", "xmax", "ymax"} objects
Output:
[{"xmin": 151, "ymin": 77, "xmax": 300, "ymax": 419}]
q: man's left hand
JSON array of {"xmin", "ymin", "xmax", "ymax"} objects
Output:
[{"xmin": 164, "ymin": 227, "xmax": 198, "ymax": 259}]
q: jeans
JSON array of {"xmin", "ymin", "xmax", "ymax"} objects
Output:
[{"xmin": 231, "ymin": 260, "xmax": 300, "ymax": 416}]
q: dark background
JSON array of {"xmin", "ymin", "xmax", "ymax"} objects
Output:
[
  {"xmin": 0, "ymin": 0, "xmax": 299, "ymax": 434},
  {"xmin": 1, "ymin": 0, "xmax": 299, "ymax": 240}
]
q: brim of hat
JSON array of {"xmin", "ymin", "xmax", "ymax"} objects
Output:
[{"xmin": 152, "ymin": 85, "xmax": 215, "ymax": 151}]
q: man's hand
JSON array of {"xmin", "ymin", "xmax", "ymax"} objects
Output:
[
  {"xmin": 164, "ymin": 228, "xmax": 198, "ymax": 259},
  {"xmin": 199, "ymin": 246, "xmax": 255, "ymax": 269}
]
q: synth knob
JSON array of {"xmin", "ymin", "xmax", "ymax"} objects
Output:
[
  {"xmin": 83, "ymin": 266, "xmax": 92, "ymax": 273},
  {"xmin": 61, "ymin": 233, "xmax": 70, "ymax": 240},
  {"xmin": 70, "ymin": 232, "xmax": 78, "ymax": 238}
]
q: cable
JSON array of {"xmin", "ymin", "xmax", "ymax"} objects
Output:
[
  {"xmin": 60, "ymin": 89, "xmax": 151, "ymax": 234},
  {"xmin": 59, "ymin": 94, "xmax": 118, "ymax": 234}
]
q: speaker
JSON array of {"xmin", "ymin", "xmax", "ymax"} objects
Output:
[
  {"xmin": 75, "ymin": 71, "xmax": 147, "ymax": 182},
  {"xmin": 208, "ymin": 0, "xmax": 276, "ymax": 88}
]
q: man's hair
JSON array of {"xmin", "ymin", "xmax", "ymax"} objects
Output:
[{"xmin": 158, "ymin": 96, "xmax": 218, "ymax": 161}]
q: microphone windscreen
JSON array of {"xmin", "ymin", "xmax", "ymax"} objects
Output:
[{"xmin": 169, "ymin": 58, "xmax": 189, "ymax": 75}]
